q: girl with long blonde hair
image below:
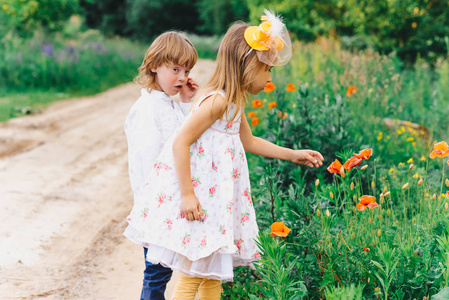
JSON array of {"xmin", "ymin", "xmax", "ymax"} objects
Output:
[{"xmin": 125, "ymin": 11, "xmax": 324, "ymax": 299}]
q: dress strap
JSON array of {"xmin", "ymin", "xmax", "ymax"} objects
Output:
[{"xmin": 194, "ymin": 90, "xmax": 225, "ymax": 109}]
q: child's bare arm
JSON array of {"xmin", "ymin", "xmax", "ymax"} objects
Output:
[
  {"xmin": 173, "ymin": 94, "xmax": 226, "ymax": 221},
  {"xmin": 239, "ymin": 112, "xmax": 324, "ymax": 168}
]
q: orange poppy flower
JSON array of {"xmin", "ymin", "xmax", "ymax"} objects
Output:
[
  {"xmin": 264, "ymin": 82, "xmax": 276, "ymax": 93},
  {"xmin": 327, "ymin": 159, "xmax": 344, "ymax": 176},
  {"xmin": 343, "ymin": 156, "xmax": 362, "ymax": 171},
  {"xmin": 252, "ymin": 99, "xmax": 264, "ymax": 108},
  {"xmin": 429, "ymin": 141, "xmax": 449, "ymax": 158},
  {"xmin": 270, "ymin": 221, "xmax": 291, "ymax": 237},
  {"xmin": 278, "ymin": 111, "xmax": 288, "ymax": 119},
  {"xmin": 268, "ymin": 101, "xmax": 277, "ymax": 109},
  {"xmin": 248, "ymin": 111, "xmax": 256, "ymax": 118},
  {"xmin": 356, "ymin": 202, "xmax": 366, "ymax": 211},
  {"xmin": 251, "ymin": 117, "xmax": 260, "ymax": 126},
  {"xmin": 285, "ymin": 83, "xmax": 296, "ymax": 92},
  {"xmin": 367, "ymin": 202, "xmax": 379, "ymax": 209},
  {"xmin": 359, "ymin": 195, "xmax": 376, "ymax": 205},
  {"xmin": 354, "ymin": 148, "xmax": 373, "ymax": 160},
  {"xmin": 346, "ymin": 85, "xmax": 358, "ymax": 97},
  {"xmin": 363, "ymin": 246, "xmax": 370, "ymax": 252},
  {"xmin": 446, "ymin": 191, "xmax": 449, "ymax": 197}
]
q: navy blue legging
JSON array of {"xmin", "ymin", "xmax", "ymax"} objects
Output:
[{"xmin": 141, "ymin": 247, "xmax": 173, "ymax": 300}]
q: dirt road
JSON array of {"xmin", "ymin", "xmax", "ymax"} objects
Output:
[{"xmin": 0, "ymin": 60, "xmax": 216, "ymax": 299}]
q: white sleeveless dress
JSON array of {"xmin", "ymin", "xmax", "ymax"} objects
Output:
[{"xmin": 124, "ymin": 91, "xmax": 260, "ymax": 281}]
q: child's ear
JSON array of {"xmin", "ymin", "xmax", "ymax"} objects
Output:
[{"xmin": 151, "ymin": 67, "xmax": 157, "ymax": 73}]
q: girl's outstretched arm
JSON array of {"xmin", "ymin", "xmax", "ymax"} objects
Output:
[
  {"xmin": 172, "ymin": 94, "xmax": 226, "ymax": 221},
  {"xmin": 240, "ymin": 112, "xmax": 324, "ymax": 168}
]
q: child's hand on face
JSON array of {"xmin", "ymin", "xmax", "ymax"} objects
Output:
[
  {"xmin": 291, "ymin": 150, "xmax": 324, "ymax": 168},
  {"xmin": 180, "ymin": 193, "xmax": 204, "ymax": 221},
  {"xmin": 180, "ymin": 78, "xmax": 198, "ymax": 103}
]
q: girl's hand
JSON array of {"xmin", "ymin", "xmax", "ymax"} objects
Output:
[
  {"xmin": 180, "ymin": 193, "xmax": 204, "ymax": 221},
  {"xmin": 180, "ymin": 78, "xmax": 198, "ymax": 103},
  {"xmin": 290, "ymin": 149, "xmax": 324, "ymax": 168}
]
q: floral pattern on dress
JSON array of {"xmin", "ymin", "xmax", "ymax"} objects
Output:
[
  {"xmin": 198, "ymin": 142, "xmax": 206, "ymax": 159},
  {"xmin": 243, "ymin": 189, "xmax": 252, "ymax": 206},
  {"xmin": 181, "ymin": 233, "xmax": 191, "ymax": 247},
  {"xmin": 191, "ymin": 177, "xmax": 201, "ymax": 188},
  {"xmin": 153, "ymin": 161, "xmax": 170, "ymax": 175},
  {"xmin": 125, "ymin": 91, "xmax": 260, "ymax": 281},
  {"xmin": 165, "ymin": 218, "xmax": 173, "ymax": 230},
  {"xmin": 241, "ymin": 212, "xmax": 250, "ymax": 226},
  {"xmin": 156, "ymin": 192, "xmax": 172, "ymax": 207},
  {"xmin": 209, "ymin": 185, "xmax": 217, "ymax": 197},
  {"xmin": 198, "ymin": 236, "xmax": 208, "ymax": 249}
]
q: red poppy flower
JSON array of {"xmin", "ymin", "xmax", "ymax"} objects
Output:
[
  {"xmin": 270, "ymin": 221, "xmax": 291, "ymax": 237},
  {"xmin": 367, "ymin": 202, "xmax": 379, "ymax": 209},
  {"xmin": 268, "ymin": 101, "xmax": 277, "ymax": 109},
  {"xmin": 264, "ymin": 82, "xmax": 276, "ymax": 93},
  {"xmin": 359, "ymin": 195, "xmax": 376, "ymax": 205},
  {"xmin": 252, "ymin": 99, "xmax": 264, "ymax": 108},
  {"xmin": 356, "ymin": 203, "xmax": 366, "ymax": 211},
  {"xmin": 363, "ymin": 246, "xmax": 370, "ymax": 252},
  {"xmin": 354, "ymin": 148, "xmax": 373, "ymax": 160},
  {"xmin": 285, "ymin": 83, "xmax": 296, "ymax": 92},
  {"xmin": 430, "ymin": 141, "xmax": 449, "ymax": 159},
  {"xmin": 343, "ymin": 156, "xmax": 362, "ymax": 171},
  {"xmin": 251, "ymin": 117, "xmax": 260, "ymax": 126},
  {"xmin": 327, "ymin": 159, "xmax": 344, "ymax": 175},
  {"xmin": 346, "ymin": 85, "xmax": 358, "ymax": 97},
  {"xmin": 248, "ymin": 111, "xmax": 256, "ymax": 118}
]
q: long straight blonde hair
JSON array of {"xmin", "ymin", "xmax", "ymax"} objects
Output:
[{"xmin": 193, "ymin": 23, "xmax": 269, "ymax": 121}]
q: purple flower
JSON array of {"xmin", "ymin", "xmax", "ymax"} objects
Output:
[
  {"xmin": 95, "ymin": 42, "xmax": 105, "ymax": 53},
  {"xmin": 40, "ymin": 43, "xmax": 54, "ymax": 57},
  {"xmin": 66, "ymin": 45, "xmax": 75, "ymax": 54}
]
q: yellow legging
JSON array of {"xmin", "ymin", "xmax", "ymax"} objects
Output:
[{"xmin": 172, "ymin": 273, "xmax": 222, "ymax": 300}]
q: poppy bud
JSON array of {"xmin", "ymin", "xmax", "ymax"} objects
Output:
[
  {"xmin": 339, "ymin": 167, "xmax": 345, "ymax": 177},
  {"xmin": 361, "ymin": 165, "xmax": 368, "ymax": 170},
  {"xmin": 384, "ymin": 191, "xmax": 391, "ymax": 197},
  {"xmin": 418, "ymin": 179, "xmax": 423, "ymax": 186},
  {"xmin": 377, "ymin": 229, "xmax": 381, "ymax": 237},
  {"xmin": 351, "ymin": 232, "xmax": 355, "ymax": 239},
  {"xmin": 413, "ymin": 217, "xmax": 416, "ymax": 224},
  {"xmin": 446, "ymin": 179, "xmax": 449, "ymax": 187},
  {"xmin": 350, "ymin": 182, "xmax": 354, "ymax": 191},
  {"xmin": 433, "ymin": 193, "xmax": 437, "ymax": 200},
  {"xmin": 371, "ymin": 181, "xmax": 375, "ymax": 190},
  {"xmin": 402, "ymin": 183, "xmax": 409, "ymax": 190},
  {"xmin": 316, "ymin": 209, "xmax": 321, "ymax": 217},
  {"xmin": 326, "ymin": 209, "xmax": 331, "ymax": 217},
  {"xmin": 409, "ymin": 164, "xmax": 414, "ymax": 170},
  {"xmin": 387, "ymin": 209, "xmax": 391, "ymax": 216},
  {"xmin": 369, "ymin": 217, "xmax": 372, "ymax": 224},
  {"xmin": 315, "ymin": 179, "xmax": 320, "ymax": 187},
  {"xmin": 330, "ymin": 191, "xmax": 334, "ymax": 199},
  {"xmin": 353, "ymin": 195, "xmax": 357, "ymax": 202},
  {"xmin": 383, "ymin": 186, "xmax": 388, "ymax": 193},
  {"xmin": 445, "ymin": 202, "xmax": 449, "ymax": 210},
  {"xmin": 353, "ymin": 206, "xmax": 356, "ymax": 213}
]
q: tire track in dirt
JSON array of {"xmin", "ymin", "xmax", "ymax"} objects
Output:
[{"xmin": 0, "ymin": 59, "xmax": 215, "ymax": 299}]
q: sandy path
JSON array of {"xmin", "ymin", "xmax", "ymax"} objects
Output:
[{"xmin": 0, "ymin": 59, "xmax": 216, "ymax": 299}]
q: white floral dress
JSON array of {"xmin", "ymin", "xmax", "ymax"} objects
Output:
[{"xmin": 124, "ymin": 91, "xmax": 260, "ymax": 282}]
